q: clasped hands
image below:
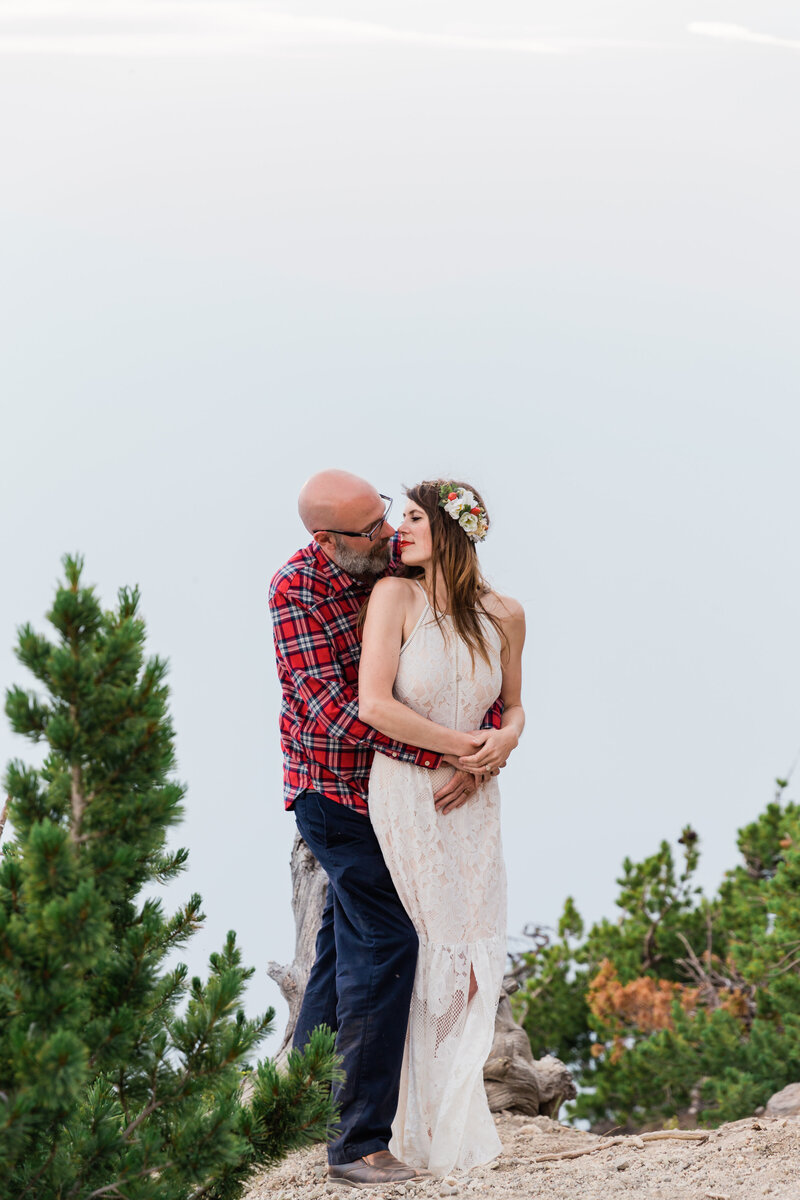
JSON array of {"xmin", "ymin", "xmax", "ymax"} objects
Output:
[{"xmin": 433, "ymin": 727, "xmax": 519, "ymax": 815}]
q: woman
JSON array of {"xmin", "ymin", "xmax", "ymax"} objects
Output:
[{"xmin": 358, "ymin": 479, "xmax": 525, "ymax": 1177}]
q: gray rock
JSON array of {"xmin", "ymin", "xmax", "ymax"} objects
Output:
[{"xmin": 765, "ymin": 1082, "xmax": 800, "ymax": 1119}]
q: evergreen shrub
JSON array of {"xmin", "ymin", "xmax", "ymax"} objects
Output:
[
  {"xmin": 514, "ymin": 782, "xmax": 800, "ymax": 1127},
  {"xmin": 0, "ymin": 556, "xmax": 339, "ymax": 1198}
]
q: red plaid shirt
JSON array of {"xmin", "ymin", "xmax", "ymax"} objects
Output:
[{"xmin": 269, "ymin": 540, "xmax": 502, "ymax": 813}]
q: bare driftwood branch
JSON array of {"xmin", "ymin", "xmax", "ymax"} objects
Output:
[
  {"xmin": 639, "ymin": 1130, "xmax": 708, "ymax": 1142},
  {"xmin": 533, "ymin": 1128, "xmax": 708, "ymax": 1163},
  {"xmin": 533, "ymin": 1136, "xmax": 627, "ymax": 1162}
]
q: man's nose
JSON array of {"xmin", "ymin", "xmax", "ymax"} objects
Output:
[{"xmin": 383, "ymin": 521, "xmax": 397, "ymax": 538}]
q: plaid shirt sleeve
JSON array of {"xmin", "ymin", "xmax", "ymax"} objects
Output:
[
  {"xmin": 481, "ymin": 697, "xmax": 504, "ymax": 730},
  {"xmin": 271, "ymin": 584, "xmax": 442, "ymax": 771}
]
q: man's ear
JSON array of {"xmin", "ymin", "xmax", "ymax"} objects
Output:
[{"xmin": 314, "ymin": 531, "xmax": 334, "ymax": 552}]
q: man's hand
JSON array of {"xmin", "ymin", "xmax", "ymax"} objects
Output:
[
  {"xmin": 433, "ymin": 764, "xmax": 492, "ymax": 815},
  {"xmin": 458, "ymin": 727, "xmax": 519, "ymax": 773}
]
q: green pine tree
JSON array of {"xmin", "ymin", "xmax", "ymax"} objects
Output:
[
  {"xmin": 0, "ymin": 555, "xmax": 340, "ymax": 1198},
  {"xmin": 512, "ymin": 783, "xmax": 800, "ymax": 1129}
]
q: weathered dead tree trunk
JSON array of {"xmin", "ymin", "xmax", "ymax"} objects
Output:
[
  {"xmin": 266, "ymin": 832, "xmax": 328, "ymax": 1066},
  {"xmin": 268, "ymin": 836, "xmax": 575, "ymax": 1116},
  {"xmin": 484, "ymin": 979, "xmax": 576, "ymax": 1116}
]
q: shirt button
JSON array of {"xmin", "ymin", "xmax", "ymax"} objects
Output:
[
  {"xmin": 424, "ymin": 760, "xmax": 431, "ymax": 766},
  {"xmin": 392, "ymin": 752, "xmax": 398, "ymax": 758}
]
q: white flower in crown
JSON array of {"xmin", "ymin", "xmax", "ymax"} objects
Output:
[
  {"xmin": 438, "ymin": 483, "xmax": 489, "ymax": 542},
  {"xmin": 443, "ymin": 487, "xmax": 473, "ymax": 513}
]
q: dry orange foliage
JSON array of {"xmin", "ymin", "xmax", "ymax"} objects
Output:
[
  {"xmin": 588, "ymin": 958, "xmax": 699, "ymax": 1034},
  {"xmin": 719, "ymin": 987, "xmax": 751, "ymax": 1020}
]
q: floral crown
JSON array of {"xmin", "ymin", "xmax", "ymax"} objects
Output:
[{"xmin": 438, "ymin": 483, "xmax": 489, "ymax": 542}]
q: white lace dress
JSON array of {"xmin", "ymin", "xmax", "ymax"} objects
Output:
[{"xmin": 368, "ymin": 590, "xmax": 507, "ymax": 1177}]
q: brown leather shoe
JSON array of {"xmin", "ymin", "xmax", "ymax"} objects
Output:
[{"xmin": 327, "ymin": 1150, "xmax": 417, "ymax": 1189}]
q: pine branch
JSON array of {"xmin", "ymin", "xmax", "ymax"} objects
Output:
[
  {"xmin": 770, "ymin": 954, "xmax": 800, "ymax": 979},
  {"xmin": 17, "ymin": 1140, "xmax": 60, "ymax": 1199},
  {"xmin": 121, "ymin": 1089, "xmax": 162, "ymax": 1142},
  {"xmin": 186, "ymin": 1181, "xmax": 216, "ymax": 1200},
  {"xmin": 769, "ymin": 940, "xmax": 800, "ymax": 973},
  {"xmin": 83, "ymin": 1162, "xmax": 173, "ymax": 1199},
  {"xmin": 642, "ymin": 895, "xmax": 675, "ymax": 971},
  {"xmin": 117, "ymin": 1067, "xmax": 130, "ymax": 1125},
  {"xmin": 103, "ymin": 721, "xmax": 159, "ymax": 787},
  {"xmin": 674, "ymin": 931, "xmax": 757, "ymax": 1022}
]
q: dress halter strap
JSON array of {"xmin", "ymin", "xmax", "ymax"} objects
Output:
[{"xmin": 401, "ymin": 581, "xmax": 431, "ymax": 652}]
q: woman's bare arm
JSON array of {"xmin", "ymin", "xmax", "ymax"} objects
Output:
[{"xmin": 458, "ymin": 595, "xmax": 526, "ymax": 772}]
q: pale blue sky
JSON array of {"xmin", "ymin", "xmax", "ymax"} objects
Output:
[{"xmin": 1, "ymin": 0, "xmax": 799, "ymax": 1046}]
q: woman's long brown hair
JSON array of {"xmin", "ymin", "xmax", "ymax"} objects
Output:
[{"xmin": 403, "ymin": 479, "xmax": 505, "ymax": 667}]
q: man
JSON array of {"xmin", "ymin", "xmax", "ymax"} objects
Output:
[{"xmin": 269, "ymin": 470, "xmax": 502, "ymax": 1188}]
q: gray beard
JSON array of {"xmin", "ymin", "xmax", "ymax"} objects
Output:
[{"xmin": 330, "ymin": 535, "xmax": 391, "ymax": 577}]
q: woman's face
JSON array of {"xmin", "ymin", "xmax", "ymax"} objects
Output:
[{"xmin": 397, "ymin": 502, "xmax": 433, "ymax": 567}]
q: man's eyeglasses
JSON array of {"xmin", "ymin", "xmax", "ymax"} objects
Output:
[{"xmin": 314, "ymin": 495, "xmax": 393, "ymax": 541}]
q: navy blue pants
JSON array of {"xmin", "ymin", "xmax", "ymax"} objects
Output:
[{"xmin": 292, "ymin": 790, "xmax": 418, "ymax": 1165}]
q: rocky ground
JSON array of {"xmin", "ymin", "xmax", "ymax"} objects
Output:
[{"xmin": 244, "ymin": 1112, "xmax": 800, "ymax": 1200}]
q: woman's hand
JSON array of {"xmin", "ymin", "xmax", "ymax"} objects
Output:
[{"xmin": 458, "ymin": 727, "xmax": 519, "ymax": 773}]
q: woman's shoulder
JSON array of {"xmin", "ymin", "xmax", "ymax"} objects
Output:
[
  {"xmin": 370, "ymin": 575, "xmax": 419, "ymax": 608},
  {"xmin": 372, "ymin": 574, "xmax": 418, "ymax": 596},
  {"xmin": 482, "ymin": 589, "xmax": 525, "ymax": 624}
]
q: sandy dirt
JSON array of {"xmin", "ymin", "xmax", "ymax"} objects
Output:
[{"xmin": 244, "ymin": 1111, "xmax": 800, "ymax": 1200}]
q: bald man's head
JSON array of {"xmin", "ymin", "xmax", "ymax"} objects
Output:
[
  {"xmin": 298, "ymin": 470, "xmax": 380, "ymax": 534},
  {"xmin": 298, "ymin": 470, "xmax": 394, "ymax": 576}
]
